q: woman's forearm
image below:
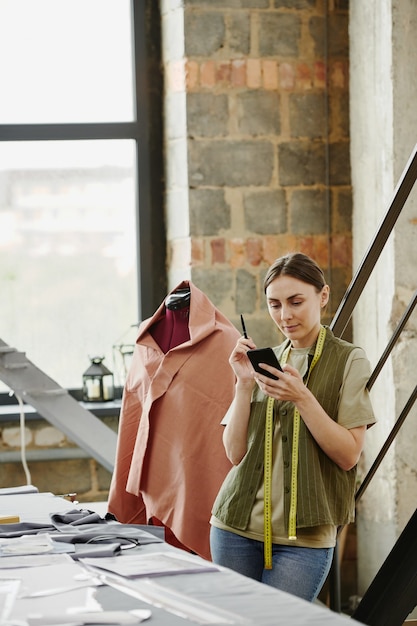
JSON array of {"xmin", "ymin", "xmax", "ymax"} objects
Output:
[{"xmin": 223, "ymin": 382, "xmax": 253, "ymax": 465}]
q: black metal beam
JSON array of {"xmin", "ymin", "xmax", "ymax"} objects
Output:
[
  {"xmin": 367, "ymin": 288, "xmax": 417, "ymax": 390},
  {"xmin": 352, "ymin": 508, "xmax": 417, "ymax": 625},
  {"xmin": 355, "ymin": 384, "xmax": 417, "ymax": 504},
  {"xmin": 330, "ymin": 143, "xmax": 417, "ymax": 338}
]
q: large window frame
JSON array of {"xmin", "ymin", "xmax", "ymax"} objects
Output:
[{"xmin": 0, "ymin": 0, "xmax": 166, "ymax": 329}]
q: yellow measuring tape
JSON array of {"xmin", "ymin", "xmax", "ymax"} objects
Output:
[
  {"xmin": 263, "ymin": 326, "xmax": 326, "ymax": 568},
  {"xmin": 264, "ymin": 395, "xmax": 274, "ymax": 569}
]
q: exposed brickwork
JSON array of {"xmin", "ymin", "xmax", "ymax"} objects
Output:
[
  {"xmin": 0, "ymin": 416, "xmax": 117, "ymax": 502},
  {"xmin": 163, "ymin": 1, "xmax": 351, "ymax": 344}
]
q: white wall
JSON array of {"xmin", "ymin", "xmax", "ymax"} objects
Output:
[{"xmin": 350, "ymin": 0, "xmax": 417, "ymax": 601}]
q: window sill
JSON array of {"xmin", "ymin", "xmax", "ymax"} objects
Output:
[{"xmin": 0, "ymin": 397, "xmax": 121, "ymax": 423}]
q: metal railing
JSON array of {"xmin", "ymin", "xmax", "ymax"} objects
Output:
[{"xmin": 328, "ymin": 143, "xmax": 417, "ymax": 613}]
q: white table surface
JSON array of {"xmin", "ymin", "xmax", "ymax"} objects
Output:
[{"xmin": 0, "ymin": 489, "xmax": 364, "ymax": 626}]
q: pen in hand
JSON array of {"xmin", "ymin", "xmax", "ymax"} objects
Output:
[{"xmin": 240, "ymin": 314, "xmax": 248, "ymax": 339}]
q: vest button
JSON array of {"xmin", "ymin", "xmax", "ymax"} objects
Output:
[
  {"xmin": 284, "ymin": 461, "xmax": 289, "ymax": 468},
  {"xmin": 282, "ymin": 435, "xmax": 287, "ymax": 442},
  {"xmin": 284, "ymin": 486, "xmax": 290, "ymax": 494},
  {"xmin": 281, "ymin": 409, "xmax": 287, "ymax": 416}
]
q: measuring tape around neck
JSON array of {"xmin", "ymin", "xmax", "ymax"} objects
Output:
[
  {"xmin": 263, "ymin": 326, "xmax": 326, "ymax": 568},
  {"xmin": 264, "ymin": 395, "xmax": 274, "ymax": 569}
]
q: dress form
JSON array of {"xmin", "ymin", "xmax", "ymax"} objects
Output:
[{"xmin": 150, "ymin": 288, "xmax": 191, "ymax": 352}]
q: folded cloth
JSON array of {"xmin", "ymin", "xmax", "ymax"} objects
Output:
[
  {"xmin": 0, "ymin": 506, "xmax": 165, "ymax": 549},
  {"xmin": 50, "ymin": 508, "xmax": 105, "ymax": 527},
  {"xmin": 71, "ymin": 542, "xmax": 122, "ymax": 559},
  {"xmin": 0, "ymin": 508, "xmax": 106, "ymax": 539},
  {"xmin": 49, "ymin": 525, "xmax": 164, "ymax": 546},
  {"xmin": 0, "ymin": 522, "xmax": 56, "ymax": 538}
]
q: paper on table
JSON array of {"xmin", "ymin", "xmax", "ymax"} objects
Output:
[
  {"xmin": 26, "ymin": 609, "xmax": 152, "ymax": 625},
  {"xmin": 2, "ymin": 558, "xmax": 101, "ymax": 625},
  {"xmin": 0, "ymin": 579, "xmax": 21, "ymax": 622},
  {"xmin": 9, "ymin": 587, "xmax": 101, "ymax": 625},
  {"xmin": 0, "ymin": 491, "xmax": 75, "ymax": 525},
  {"xmin": 0, "ymin": 556, "xmax": 100, "ymax": 597},
  {"xmin": 0, "ymin": 552, "xmax": 72, "ymax": 569},
  {"xmin": 81, "ymin": 551, "xmax": 219, "ymax": 578},
  {"xmin": 0, "ymin": 533, "xmax": 54, "ymax": 555},
  {"xmin": 85, "ymin": 576, "xmax": 248, "ymax": 625}
]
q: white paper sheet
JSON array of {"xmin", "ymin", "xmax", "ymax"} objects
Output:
[
  {"xmin": 0, "ymin": 552, "xmax": 71, "ymax": 569},
  {"xmin": 0, "ymin": 533, "xmax": 54, "ymax": 556},
  {"xmin": 9, "ymin": 587, "xmax": 101, "ymax": 625},
  {"xmin": 0, "ymin": 556, "xmax": 100, "ymax": 598},
  {"xmin": 0, "ymin": 578, "xmax": 21, "ymax": 622},
  {"xmin": 26, "ymin": 609, "xmax": 151, "ymax": 625},
  {"xmin": 81, "ymin": 551, "xmax": 219, "ymax": 578}
]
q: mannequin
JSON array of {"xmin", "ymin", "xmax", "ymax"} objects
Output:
[
  {"xmin": 107, "ymin": 281, "xmax": 241, "ymax": 560},
  {"xmin": 165, "ymin": 287, "xmax": 190, "ymax": 310},
  {"xmin": 150, "ymin": 287, "xmax": 190, "ymax": 352}
]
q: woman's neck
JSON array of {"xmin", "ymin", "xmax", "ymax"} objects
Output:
[{"xmin": 290, "ymin": 324, "xmax": 322, "ymax": 349}]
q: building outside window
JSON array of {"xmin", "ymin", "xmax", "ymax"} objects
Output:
[{"xmin": 0, "ymin": 0, "xmax": 140, "ymax": 391}]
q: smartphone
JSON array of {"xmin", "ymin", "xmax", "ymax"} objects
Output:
[{"xmin": 247, "ymin": 347, "xmax": 283, "ymax": 380}]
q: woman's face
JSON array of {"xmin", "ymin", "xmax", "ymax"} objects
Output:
[{"xmin": 266, "ymin": 274, "xmax": 329, "ymax": 348}]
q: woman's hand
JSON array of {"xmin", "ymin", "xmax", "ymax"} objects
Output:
[
  {"xmin": 222, "ymin": 336, "xmax": 258, "ymax": 464},
  {"xmin": 229, "ymin": 336, "xmax": 257, "ymax": 383},
  {"xmin": 253, "ymin": 363, "xmax": 304, "ymax": 401}
]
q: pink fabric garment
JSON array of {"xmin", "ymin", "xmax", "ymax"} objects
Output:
[{"xmin": 107, "ymin": 281, "xmax": 240, "ymax": 560}]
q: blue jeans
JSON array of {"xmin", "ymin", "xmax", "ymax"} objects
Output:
[{"xmin": 210, "ymin": 526, "xmax": 334, "ymax": 602}]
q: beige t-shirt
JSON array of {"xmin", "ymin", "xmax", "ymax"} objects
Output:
[{"xmin": 212, "ymin": 346, "xmax": 374, "ymax": 548}]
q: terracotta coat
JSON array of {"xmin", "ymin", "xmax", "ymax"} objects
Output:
[{"xmin": 108, "ymin": 281, "xmax": 240, "ymax": 560}]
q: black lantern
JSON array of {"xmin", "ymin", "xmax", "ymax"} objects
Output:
[{"xmin": 82, "ymin": 356, "xmax": 114, "ymax": 402}]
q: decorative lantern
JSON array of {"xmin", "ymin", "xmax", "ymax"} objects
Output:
[{"xmin": 82, "ymin": 356, "xmax": 114, "ymax": 402}]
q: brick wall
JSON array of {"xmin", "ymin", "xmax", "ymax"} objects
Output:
[
  {"xmin": 163, "ymin": 0, "xmax": 351, "ymax": 347},
  {"xmin": 0, "ymin": 416, "xmax": 116, "ymax": 502}
]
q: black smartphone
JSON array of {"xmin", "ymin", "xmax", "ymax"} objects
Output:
[{"xmin": 247, "ymin": 347, "xmax": 283, "ymax": 380}]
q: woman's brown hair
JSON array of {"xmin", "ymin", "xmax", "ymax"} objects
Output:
[{"xmin": 263, "ymin": 253, "xmax": 326, "ymax": 294}]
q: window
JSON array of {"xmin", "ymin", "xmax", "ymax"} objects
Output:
[
  {"xmin": 0, "ymin": 0, "xmax": 134, "ymax": 125},
  {"xmin": 0, "ymin": 140, "xmax": 137, "ymax": 389},
  {"xmin": 0, "ymin": 0, "xmax": 164, "ymax": 392}
]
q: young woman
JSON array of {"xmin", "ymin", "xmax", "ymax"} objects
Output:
[{"xmin": 210, "ymin": 252, "xmax": 375, "ymax": 602}]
